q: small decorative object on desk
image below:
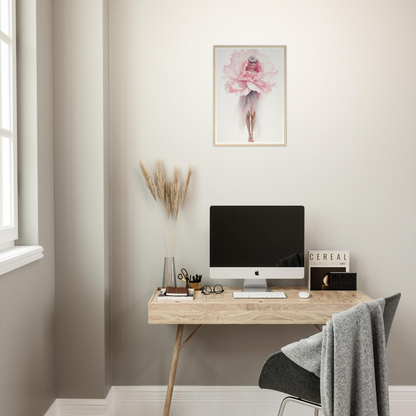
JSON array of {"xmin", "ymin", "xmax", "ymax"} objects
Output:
[
  {"xmin": 308, "ymin": 250, "xmax": 349, "ymax": 291},
  {"xmin": 165, "ymin": 286, "xmax": 188, "ymax": 296},
  {"xmin": 139, "ymin": 159, "xmax": 193, "ymax": 288},
  {"xmin": 177, "ymin": 268, "xmax": 190, "ymax": 284},
  {"xmin": 178, "ymin": 268, "xmax": 202, "ymax": 290},
  {"xmin": 328, "ymin": 272, "xmax": 357, "ymax": 290},
  {"xmin": 157, "ymin": 287, "xmax": 195, "ymax": 301},
  {"xmin": 187, "ymin": 274, "xmax": 202, "ymax": 290},
  {"xmin": 202, "ymin": 284, "xmax": 224, "ymax": 295}
]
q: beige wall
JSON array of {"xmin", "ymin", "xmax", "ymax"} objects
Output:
[
  {"xmin": 0, "ymin": 1, "xmax": 56, "ymax": 415},
  {"xmin": 110, "ymin": 0, "xmax": 416, "ymax": 386},
  {"xmin": 54, "ymin": 0, "xmax": 111, "ymax": 399}
]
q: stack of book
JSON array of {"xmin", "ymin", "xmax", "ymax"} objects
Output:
[{"xmin": 157, "ymin": 286, "xmax": 195, "ymax": 301}]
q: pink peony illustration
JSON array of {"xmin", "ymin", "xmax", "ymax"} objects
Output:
[
  {"xmin": 221, "ymin": 49, "xmax": 278, "ymax": 142},
  {"xmin": 222, "ymin": 49, "xmax": 278, "ymax": 97}
]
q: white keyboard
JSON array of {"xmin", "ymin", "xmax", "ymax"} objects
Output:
[{"xmin": 233, "ymin": 291, "xmax": 286, "ymax": 299}]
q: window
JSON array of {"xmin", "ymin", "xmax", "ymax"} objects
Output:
[
  {"xmin": 0, "ymin": 0, "xmax": 17, "ymax": 247},
  {"xmin": 0, "ymin": 0, "xmax": 42, "ymax": 275}
]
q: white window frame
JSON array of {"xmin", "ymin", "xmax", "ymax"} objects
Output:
[
  {"xmin": 0, "ymin": 0, "xmax": 17, "ymax": 246},
  {"xmin": 0, "ymin": 0, "xmax": 43, "ymax": 274}
]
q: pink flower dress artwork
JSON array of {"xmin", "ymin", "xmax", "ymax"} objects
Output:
[{"xmin": 221, "ymin": 49, "xmax": 278, "ymax": 138}]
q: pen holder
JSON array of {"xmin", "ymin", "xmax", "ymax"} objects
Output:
[{"xmin": 187, "ymin": 282, "xmax": 201, "ymax": 290}]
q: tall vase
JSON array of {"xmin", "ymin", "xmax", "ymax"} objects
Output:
[{"xmin": 162, "ymin": 257, "xmax": 176, "ymax": 288}]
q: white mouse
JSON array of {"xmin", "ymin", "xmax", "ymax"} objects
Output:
[{"xmin": 299, "ymin": 291, "xmax": 311, "ymax": 299}]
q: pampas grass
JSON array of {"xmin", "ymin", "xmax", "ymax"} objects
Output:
[
  {"xmin": 171, "ymin": 167, "xmax": 180, "ymax": 221},
  {"xmin": 156, "ymin": 159, "xmax": 165, "ymax": 203},
  {"xmin": 182, "ymin": 164, "xmax": 193, "ymax": 205},
  {"xmin": 139, "ymin": 159, "xmax": 193, "ymax": 286},
  {"xmin": 139, "ymin": 160, "xmax": 157, "ymax": 201},
  {"xmin": 163, "ymin": 180, "xmax": 170, "ymax": 219}
]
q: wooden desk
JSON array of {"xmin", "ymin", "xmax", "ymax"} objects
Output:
[{"xmin": 148, "ymin": 286, "xmax": 372, "ymax": 416}]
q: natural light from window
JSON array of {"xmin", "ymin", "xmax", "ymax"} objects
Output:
[
  {"xmin": 0, "ymin": 0, "xmax": 16, "ymax": 240},
  {"xmin": 0, "ymin": 0, "xmax": 44, "ymax": 274}
]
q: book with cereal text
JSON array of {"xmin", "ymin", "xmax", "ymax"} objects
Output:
[{"xmin": 308, "ymin": 251, "xmax": 349, "ymax": 291}]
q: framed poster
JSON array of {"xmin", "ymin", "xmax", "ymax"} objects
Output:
[{"xmin": 214, "ymin": 45, "xmax": 286, "ymax": 146}]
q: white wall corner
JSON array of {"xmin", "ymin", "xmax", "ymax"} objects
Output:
[
  {"xmin": 57, "ymin": 392, "xmax": 113, "ymax": 416},
  {"xmin": 44, "ymin": 400, "xmax": 58, "ymax": 416},
  {"xmin": 48, "ymin": 388, "xmax": 113, "ymax": 416}
]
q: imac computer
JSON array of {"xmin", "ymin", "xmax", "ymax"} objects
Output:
[{"xmin": 209, "ymin": 205, "xmax": 305, "ymax": 292}]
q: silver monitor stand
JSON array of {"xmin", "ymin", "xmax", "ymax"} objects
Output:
[{"xmin": 242, "ymin": 279, "xmax": 270, "ymax": 292}]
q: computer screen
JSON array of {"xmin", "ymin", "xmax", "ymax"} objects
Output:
[{"xmin": 209, "ymin": 205, "xmax": 305, "ymax": 289}]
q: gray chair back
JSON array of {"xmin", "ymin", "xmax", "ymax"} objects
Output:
[
  {"xmin": 383, "ymin": 293, "xmax": 401, "ymax": 344},
  {"xmin": 258, "ymin": 292, "xmax": 401, "ymax": 406}
]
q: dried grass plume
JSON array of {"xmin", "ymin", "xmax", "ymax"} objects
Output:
[
  {"xmin": 139, "ymin": 160, "xmax": 156, "ymax": 201},
  {"xmin": 163, "ymin": 180, "xmax": 170, "ymax": 219},
  {"xmin": 155, "ymin": 159, "xmax": 165, "ymax": 203},
  {"xmin": 171, "ymin": 167, "xmax": 180, "ymax": 220},
  {"xmin": 182, "ymin": 164, "xmax": 193, "ymax": 205}
]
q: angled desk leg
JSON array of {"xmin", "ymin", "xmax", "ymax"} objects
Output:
[
  {"xmin": 315, "ymin": 324, "xmax": 323, "ymax": 332},
  {"xmin": 163, "ymin": 324, "xmax": 204, "ymax": 416},
  {"xmin": 163, "ymin": 324, "xmax": 184, "ymax": 416}
]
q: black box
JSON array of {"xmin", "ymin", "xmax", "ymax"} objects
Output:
[{"xmin": 329, "ymin": 272, "xmax": 357, "ymax": 290}]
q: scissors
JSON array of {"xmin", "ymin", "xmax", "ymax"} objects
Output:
[{"xmin": 177, "ymin": 268, "xmax": 190, "ymax": 283}]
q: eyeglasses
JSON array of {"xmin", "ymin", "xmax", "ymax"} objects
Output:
[{"xmin": 201, "ymin": 284, "xmax": 224, "ymax": 295}]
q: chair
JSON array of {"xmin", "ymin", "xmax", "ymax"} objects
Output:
[{"xmin": 258, "ymin": 293, "xmax": 401, "ymax": 416}]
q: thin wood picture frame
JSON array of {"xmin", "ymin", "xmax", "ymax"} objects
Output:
[{"xmin": 213, "ymin": 45, "xmax": 287, "ymax": 147}]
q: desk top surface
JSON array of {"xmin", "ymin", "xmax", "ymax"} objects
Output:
[{"xmin": 148, "ymin": 286, "xmax": 372, "ymax": 325}]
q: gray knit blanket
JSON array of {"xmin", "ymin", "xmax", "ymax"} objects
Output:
[{"xmin": 282, "ymin": 299, "xmax": 389, "ymax": 416}]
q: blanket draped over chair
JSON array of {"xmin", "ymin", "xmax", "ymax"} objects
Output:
[{"xmin": 281, "ymin": 299, "xmax": 389, "ymax": 416}]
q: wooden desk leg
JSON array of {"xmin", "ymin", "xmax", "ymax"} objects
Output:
[{"xmin": 163, "ymin": 324, "xmax": 184, "ymax": 416}]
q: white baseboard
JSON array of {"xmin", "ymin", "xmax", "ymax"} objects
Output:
[
  {"xmin": 113, "ymin": 386, "xmax": 292, "ymax": 416},
  {"xmin": 389, "ymin": 386, "xmax": 416, "ymax": 416},
  {"xmin": 44, "ymin": 389, "xmax": 114, "ymax": 416},
  {"xmin": 44, "ymin": 385, "xmax": 416, "ymax": 416}
]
